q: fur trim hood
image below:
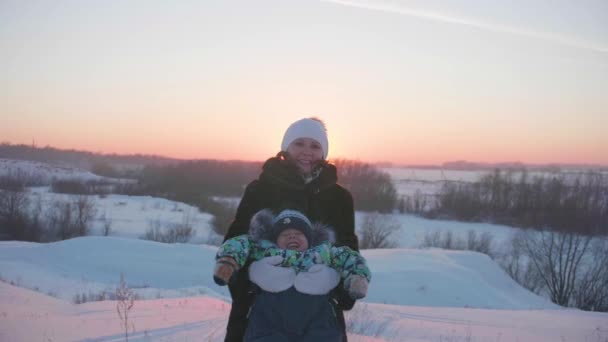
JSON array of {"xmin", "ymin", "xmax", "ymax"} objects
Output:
[{"xmin": 249, "ymin": 209, "xmax": 335, "ymax": 247}]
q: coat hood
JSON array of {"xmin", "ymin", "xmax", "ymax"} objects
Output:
[
  {"xmin": 259, "ymin": 153, "xmax": 338, "ymax": 192},
  {"xmin": 249, "ymin": 209, "xmax": 335, "ymax": 247}
]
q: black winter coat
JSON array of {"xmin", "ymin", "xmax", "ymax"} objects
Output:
[{"xmin": 223, "ymin": 154, "xmax": 358, "ymax": 342}]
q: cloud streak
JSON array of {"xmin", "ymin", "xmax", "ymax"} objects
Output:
[{"xmin": 324, "ymin": 0, "xmax": 608, "ymax": 54}]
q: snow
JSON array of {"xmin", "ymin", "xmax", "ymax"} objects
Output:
[
  {"xmin": 0, "ymin": 237, "xmax": 557, "ymax": 309},
  {"xmin": 1, "ymin": 158, "xmax": 607, "ymax": 341},
  {"xmin": 1, "ymin": 278, "xmax": 607, "ymax": 342},
  {"xmin": 355, "ymin": 212, "xmax": 517, "ymax": 251},
  {"xmin": 0, "ymin": 158, "xmax": 129, "ymax": 184},
  {"xmin": 27, "ymin": 187, "xmax": 219, "ymax": 244}
]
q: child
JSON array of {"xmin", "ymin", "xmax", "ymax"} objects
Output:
[{"xmin": 213, "ymin": 209, "xmax": 371, "ymax": 341}]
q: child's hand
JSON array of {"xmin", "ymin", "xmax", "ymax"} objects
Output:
[
  {"xmin": 344, "ymin": 275, "xmax": 369, "ymax": 299},
  {"xmin": 213, "ymin": 257, "xmax": 239, "ymax": 286}
]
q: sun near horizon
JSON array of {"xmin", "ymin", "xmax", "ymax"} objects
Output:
[{"xmin": 1, "ymin": 1, "xmax": 607, "ymax": 166}]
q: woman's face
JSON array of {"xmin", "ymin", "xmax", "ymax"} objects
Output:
[
  {"xmin": 276, "ymin": 228, "xmax": 309, "ymax": 251},
  {"xmin": 286, "ymin": 138, "xmax": 324, "ymax": 176}
]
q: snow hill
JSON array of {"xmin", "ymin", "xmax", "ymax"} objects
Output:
[
  {"xmin": 0, "ymin": 237, "xmax": 556, "ymax": 309},
  {"xmin": 1, "ymin": 238, "xmax": 607, "ymax": 342}
]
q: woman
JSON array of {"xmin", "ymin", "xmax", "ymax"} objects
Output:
[{"xmin": 223, "ymin": 117, "xmax": 359, "ymax": 342}]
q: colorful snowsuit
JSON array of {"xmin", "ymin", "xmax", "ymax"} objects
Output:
[
  {"xmin": 216, "ymin": 235, "xmax": 371, "ymax": 283},
  {"xmin": 216, "ymin": 208, "xmax": 371, "ymax": 342}
]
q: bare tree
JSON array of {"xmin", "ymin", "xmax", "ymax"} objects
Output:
[
  {"xmin": 466, "ymin": 230, "xmax": 494, "ymax": 256},
  {"xmin": 498, "ymin": 232, "xmax": 545, "ymax": 294},
  {"xmin": 518, "ymin": 230, "xmax": 592, "ymax": 306},
  {"xmin": 573, "ymin": 237, "xmax": 608, "ymax": 311},
  {"xmin": 359, "ymin": 212, "xmax": 400, "ymax": 249},
  {"xmin": 74, "ymin": 195, "xmax": 96, "ymax": 237},
  {"xmin": 100, "ymin": 211, "xmax": 113, "ymax": 236},
  {"xmin": 46, "ymin": 195, "xmax": 97, "ymax": 240},
  {"xmin": 0, "ymin": 188, "xmax": 29, "ymax": 240}
]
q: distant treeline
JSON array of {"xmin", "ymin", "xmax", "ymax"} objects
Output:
[
  {"xmin": 139, "ymin": 160, "xmax": 261, "ymax": 200},
  {"xmin": 425, "ymin": 169, "xmax": 608, "ymax": 235},
  {"xmin": 137, "ymin": 159, "xmax": 398, "ymax": 213},
  {"xmin": 0, "ymin": 143, "xmax": 178, "ymax": 173}
]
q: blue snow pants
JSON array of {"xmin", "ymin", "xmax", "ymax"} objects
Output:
[{"xmin": 244, "ymin": 287, "xmax": 343, "ymax": 342}]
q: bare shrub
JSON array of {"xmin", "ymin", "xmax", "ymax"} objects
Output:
[
  {"xmin": 0, "ymin": 187, "xmax": 29, "ymax": 240},
  {"xmin": 74, "ymin": 195, "xmax": 96, "ymax": 236},
  {"xmin": 198, "ymin": 197, "xmax": 237, "ymax": 237},
  {"xmin": 73, "ymin": 289, "xmax": 113, "ymax": 304},
  {"xmin": 51, "ymin": 179, "xmax": 115, "ymax": 196},
  {"xmin": 45, "ymin": 195, "xmax": 97, "ymax": 240},
  {"xmin": 517, "ymin": 230, "xmax": 592, "ymax": 306},
  {"xmin": 116, "ymin": 273, "xmax": 135, "ymax": 342},
  {"xmin": 140, "ymin": 213, "xmax": 194, "ymax": 243},
  {"xmin": 573, "ymin": 237, "xmax": 608, "ymax": 311},
  {"xmin": 420, "ymin": 230, "xmax": 495, "ymax": 257},
  {"xmin": 47, "ymin": 200, "xmax": 74, "ymax": 240},
  {"xmin": 358, "ymin": 213, "xmax": 400, "ymax": 249},
  {"xmin": 421, "ymin": 230, "xmax": 462, "ymax": 250},
  {"xmin": 466, "ymin": 230, "xmax": 494, "ymax": 256},
  {"xmin": 334, "ymin": 159, "xmax": 398, "ymax": 213},
  {"xmin": 403, "ymin": 189, "xmax": 428, "ymax": 214},
  {"xmin": 51, "ymin": 180, "xmax": 89, "ymax": 194},
  {"xmin": 432, "ymin": 169, "xmax": 608, "ymax": 235},
  {"xmin": 497, "ymin": 233, "xmax": 545, "ymax": 294},
  {"xmin": 345, "ymin": 304, "xmax": 394, "ymax": 339},
  {"xmin": 100, "ymin": 211, "xmax": 113, "ymax": 236}
]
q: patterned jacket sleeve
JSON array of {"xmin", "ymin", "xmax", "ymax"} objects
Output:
[
  {"xmin": 330, "ymin": 246, "xmax": 371, "ymax": 282},
  {"xmin": 216, "ymin": 235, "xmax": 252, "ymax": 268}
]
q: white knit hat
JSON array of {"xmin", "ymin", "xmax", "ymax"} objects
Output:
[{"xmin": 281, "ymin": 118, "xmax": 329, "ymax": 159}]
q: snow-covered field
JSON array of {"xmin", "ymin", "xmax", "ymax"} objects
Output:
[
  {"xmin": 1, "ymin": 158, "xmax": 607, "ymax": 341},
  {"xmin": 382, "ymin": 166, "xmax": 608, "ymax": 198},
  {"xmin": 28, "ymin": 187, "xmax": 217, "ymax": 244},
  {"xmin": 1, "ymin": 238, "xmax": 607, "ymax": 342}
]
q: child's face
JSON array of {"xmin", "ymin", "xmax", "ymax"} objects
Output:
[{"xmin": 276, "ymin": 228, "xmax": 309, "ymax": 252}]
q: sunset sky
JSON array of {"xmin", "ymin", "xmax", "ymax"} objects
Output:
[{"xmin": 1, "ymin": 0, "xmax": 607, "ymax": 165}]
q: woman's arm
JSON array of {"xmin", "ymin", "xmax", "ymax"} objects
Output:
[
  {"xmin": 334, "ymin": 188, "xmax": 359, "ymax": 251},
  {"xmin": 224, "ymin": 181, "xmax": 263, "ymax": 241}
]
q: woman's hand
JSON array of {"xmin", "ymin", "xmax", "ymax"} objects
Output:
[
  {"xmin": 294, "ymin": 264, "xmax": 340, "ymax": 295},
  {"xmin": 249, "ymin": 256, "xmax": 296, "ymax": 292}
]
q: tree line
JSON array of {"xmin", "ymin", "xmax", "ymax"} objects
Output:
[{"xmin": 415, "ymin": 169, "xmax": 608, "ymax": 236}]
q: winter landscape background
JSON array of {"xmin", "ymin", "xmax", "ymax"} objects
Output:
[
  {"xmin": 2, "ymin": 0, "xmax": 607, "ymax": 340},
  {"xmin": 1, "ymin": 153, "xmax": 607, "ymax": 342}
]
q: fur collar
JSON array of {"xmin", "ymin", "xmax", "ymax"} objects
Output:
[{"xmin": 248, "ymin": 209, "xmax": 335, "ymax": 247}]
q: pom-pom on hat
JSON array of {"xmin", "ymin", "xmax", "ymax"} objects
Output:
[
  {"xmin": 281, "ymin": 118, "xmax": 329, "ymax": 159},
  {"xmin": 271, "ymin": 209, "xmax": 313, "ymax": 244}
]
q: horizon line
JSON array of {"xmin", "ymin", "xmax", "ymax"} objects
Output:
[{"xmin": 2, "ymin": 142, "xmax": 608, "ymax": 169}]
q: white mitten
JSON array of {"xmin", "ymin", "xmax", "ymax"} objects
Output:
[
  {"xmin": 294, "ymin": 264, "xmax": 340, "ymax": 295},
  {"xmin": 249, "ymin": 256, "xmax": 296, "ymax": 293}
]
